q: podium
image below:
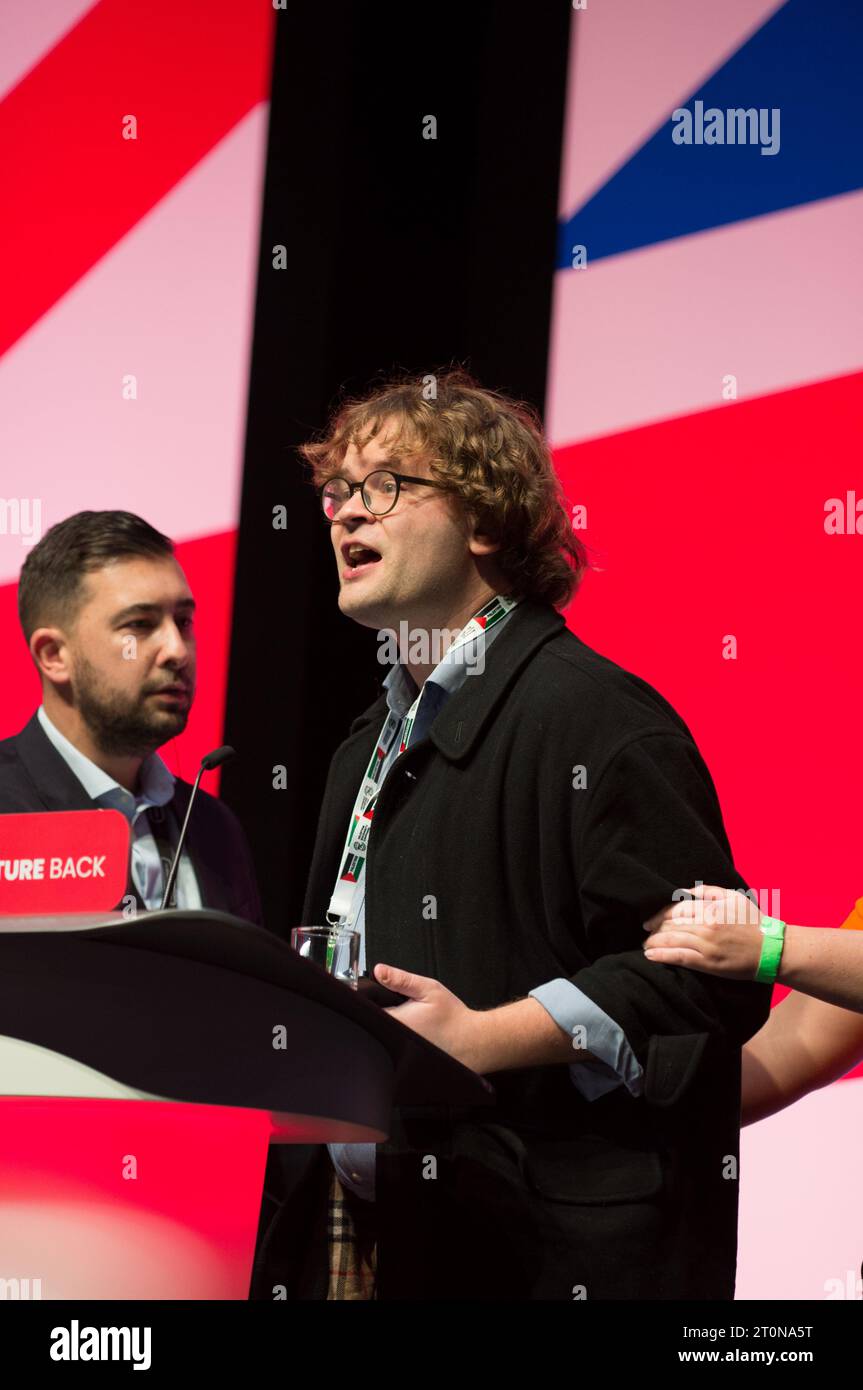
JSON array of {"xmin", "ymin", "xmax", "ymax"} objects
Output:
[{"xmin": 0, "ymin": 909, "xmax": 493, "ymax": 1300}]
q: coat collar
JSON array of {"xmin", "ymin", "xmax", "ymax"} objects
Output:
[{"xmin": 348, "ymin": 600, "xmax": 566, "ymax": 760}]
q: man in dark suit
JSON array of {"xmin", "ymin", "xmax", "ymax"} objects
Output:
[{"xmin": 0, "ymin": 509, "xmax": 260, "ymax": 922}]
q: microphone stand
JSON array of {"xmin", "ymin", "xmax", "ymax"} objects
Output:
[{"xmin": 160, "ymin": 745, "xmax": 235, "ymax": 911}]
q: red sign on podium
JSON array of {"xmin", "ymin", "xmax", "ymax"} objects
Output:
[{"xmin": 0, "ymin": 811, "xmax": 130, "ymax": 914}]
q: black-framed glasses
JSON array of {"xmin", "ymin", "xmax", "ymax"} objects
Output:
[{"xmin": 319, "ymin": 469, "xmax": 450, "ymax": 520}]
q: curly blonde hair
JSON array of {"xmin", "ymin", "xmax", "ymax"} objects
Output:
[{"xmin": 299, "ymin": 366, "xmax": 589, "ymax": 610}]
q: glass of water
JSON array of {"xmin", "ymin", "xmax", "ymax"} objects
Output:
[{"xmin": 290, "ymin": 925, "xmax": 360, "ymax": 988}]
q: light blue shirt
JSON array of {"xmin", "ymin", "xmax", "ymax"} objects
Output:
[
  {"xmin": 328, "ymin": 608, "xmax": 644, "ymax": 1202},
  {"xmin": 37, "ymin": 705, "xmax": 202, "ymax": 911}
]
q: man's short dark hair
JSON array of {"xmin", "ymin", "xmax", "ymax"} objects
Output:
[{"xmin": 18, "ymin": 510, "xmax": 174, "ymax": 642}]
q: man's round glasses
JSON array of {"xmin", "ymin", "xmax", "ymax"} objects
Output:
[{"xmin": 319, "ymin": 469, "xmax": 449, "ymax": 520}]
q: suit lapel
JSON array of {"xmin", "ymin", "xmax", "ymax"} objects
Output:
[
  {"xmin": 14, "ymin": 713, "xmax": 148, "ymax": 913},
  {"xmin": 14, "ymin": 713, "xmax": 101, "ymax": 813},
  {"xmin": 16, "ymin": 718, "xmax": 230, "ymax": 914}
]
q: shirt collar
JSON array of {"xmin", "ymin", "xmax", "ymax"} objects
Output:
[
  {"xmin": 381, "ymin": 599, "xmax": 516, "ymax": 718},
  {"xmin": 37, "ymin": 705, "xmax": 176, "ymax": 820}
]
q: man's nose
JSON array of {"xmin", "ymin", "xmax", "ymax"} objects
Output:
[
  {"xmin": 158, "ymin": 621, "xmax": 192, "ymax": 667},
  {"xmin": 337, "ymin": 484, "xmax": 375, "ymax": 524}
]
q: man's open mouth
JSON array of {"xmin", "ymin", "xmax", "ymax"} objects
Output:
[{"xmin": 343, "ymin": 543, "xmax": 382, "ymax": 569}]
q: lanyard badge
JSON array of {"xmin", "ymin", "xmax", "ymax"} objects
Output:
[{"xmin": 325, "ymin": 594, "xmax": 519, "ymax": 928}]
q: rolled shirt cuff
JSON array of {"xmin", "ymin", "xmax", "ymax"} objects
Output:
[{"xmin": 529, "ymin": 977, "xmax": 645, "ymax": 1100}]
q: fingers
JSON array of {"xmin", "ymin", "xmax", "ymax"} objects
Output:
[
  {"xmin": 643, "ymin": 945, "xmax": 710, "ymax": 970},
  {"xmin": 643, "ymin": 929, "xmax": 709, "ymax": 957},
  {"xmin": 643, "ymin": 886, "xmax": 756, "ymax": 933},
  {"xmin": 642, "ymin": 898, "xmax": 701, "ymax": 932},
  {"xmin": 374, "ymin": 962, "xmax": 428, "ymax": 998}
]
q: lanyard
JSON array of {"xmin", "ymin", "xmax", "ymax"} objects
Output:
[{"xmin": 325, "ymin": 594, "xmax": 519, "ymax": 927}]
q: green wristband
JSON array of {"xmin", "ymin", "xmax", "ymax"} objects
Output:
[{"xmin": 756, "ymin": 914, "xmax": 786, "ymax": 983}]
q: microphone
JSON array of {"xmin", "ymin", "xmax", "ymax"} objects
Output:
[{"xmin": 160, "ymin": 745, "xmax": 236, "ymax": 911}]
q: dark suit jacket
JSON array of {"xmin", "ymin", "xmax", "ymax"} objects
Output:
[
  {"xmin": 0, "ymin": 713, "xmax": 262, "ymax": 926},
  {"xmin": 256, "ymin": 599, "xmax": 772, "ymax": 1301}
]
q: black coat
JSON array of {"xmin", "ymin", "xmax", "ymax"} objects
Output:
[
  {"xmin": 0, "ymin": 713, "xmax": 262, "ymax": 925},
  {"xmin": 262, "ymin": 599, "xmax": 772, "ymax": 1301}
]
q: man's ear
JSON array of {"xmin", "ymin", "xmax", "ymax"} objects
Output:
[
  {"xmin": 30, "ymin": 627, "xmax": 73, "ymax": 688},
  {"xmin": 468, "ymin": 523, "xmax": 502, "ymax": 558}
]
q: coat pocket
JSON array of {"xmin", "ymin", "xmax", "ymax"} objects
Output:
[{"xmin": 524, "ymin": 1133, "xmax": 665, "ymax": 1205}]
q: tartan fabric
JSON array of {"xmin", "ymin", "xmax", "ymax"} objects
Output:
[{"xmin": 326, "ymin": 1168, "xmax": 378, "ymax": 1300}]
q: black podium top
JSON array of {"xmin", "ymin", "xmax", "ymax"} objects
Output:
[{"xmin": 0, "ymin": 909, "xmax": 493, "ymax": 1139}]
